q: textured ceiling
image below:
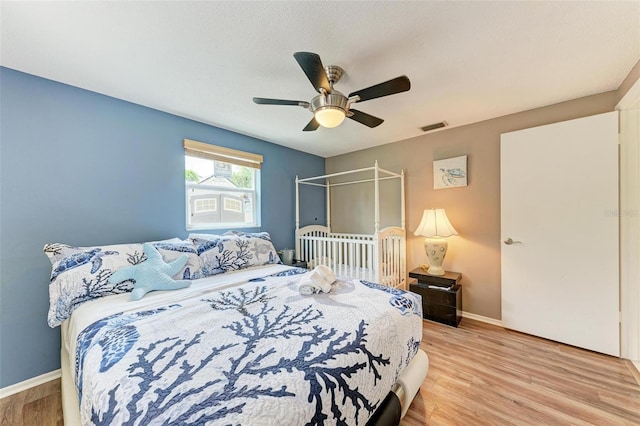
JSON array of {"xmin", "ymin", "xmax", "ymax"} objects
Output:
[{"xmin": 2, "ymin": 1, "xmax": 639, "ymax": 158}]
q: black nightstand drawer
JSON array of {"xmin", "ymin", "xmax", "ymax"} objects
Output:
[
  {"xmin": 425, "ymin": 303, "xmax": 459, "ymax": 327},
  {"xmin": 410, "ymin": 283, "xmax": 462, "ymax": 327},
  {"xmin": 421, "ymin": 286, "xmax": 457, "ymax": 306}
]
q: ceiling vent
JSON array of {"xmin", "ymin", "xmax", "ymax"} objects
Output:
[{"xmin": 420, "ymin": 121, "xmax": 447, "ymax": 132}]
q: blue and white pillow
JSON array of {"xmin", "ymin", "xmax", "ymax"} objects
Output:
[
  {"xmin": 189, "ymin": 232, "xmax": 281, "ymax": 277},
  {"xmin": 222, "ymin": 231, "xmax": 273, "ymax": 241},
  {"xmin": 43, "ymin": 239, "xmax": 203, "ymax": 327},
  {"xmin": 189, "ymin": 231, "xmax": 273, "ymax": 241}
]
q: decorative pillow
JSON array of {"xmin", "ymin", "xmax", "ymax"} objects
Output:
[
  {"xmin": 44, "ymin": 239, "xmax": 202, "ymax": 280},
  {"xmin": 222, "ymin": 231, "xmax": 274, "ymax": 241},
  {"xmin": 187, "ymin": 233, "xmax": 225, "ymax": 241},
  {"xmin": 189, "ymin": 231, "xmax": 273, "ymax": 241},
  {"xmin": 43, "ymin": 237, "xmax": 180, "ymax": 264},
  {"xmin": 223, "ymin": 230, "xmax": 246, "ymax": 237},
  {"xmin": 43, "ymin": 239, "xmax": 203, "ymax": 327},
  {"xmin": 190, "ymin": 232, "xmax": 281, "ymax": 277},
  {"xmin": 108, "ymin": 243, "xmax": 191, "ymax": 301}
]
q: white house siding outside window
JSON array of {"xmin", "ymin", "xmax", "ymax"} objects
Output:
[{"xmin": 184, "ymin": 139, "xmax": 263, "ymax": 230}]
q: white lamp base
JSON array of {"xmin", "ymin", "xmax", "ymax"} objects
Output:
[{"xmin": 424, "ymin": 237, "xmax": 448, "ymax": 276}]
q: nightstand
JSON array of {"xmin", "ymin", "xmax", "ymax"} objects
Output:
[{"xmin": 408, "ymin": 268, "xmax": 462, "ymax": 327}]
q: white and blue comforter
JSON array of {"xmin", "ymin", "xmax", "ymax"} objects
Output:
[{"xmin": 64, "ymin": 265, "xmax": 422, "ymax": 425}]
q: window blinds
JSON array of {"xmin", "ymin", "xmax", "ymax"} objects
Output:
[{"xmin": 183, "ymin": 139, "xmax": 263, "ymax": 169}]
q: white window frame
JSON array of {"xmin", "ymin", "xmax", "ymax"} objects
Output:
[{"xmin": 184, "ymin": 139, "xmax": 262, "ymax": 230}]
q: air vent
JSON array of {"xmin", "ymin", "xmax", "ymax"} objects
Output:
[{"xmin": 420, "ymin": 121, "xmax": 447, "ymax": 132}]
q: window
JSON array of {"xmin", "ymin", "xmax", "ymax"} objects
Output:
[
  {"xmin": 195, "ymin": 198, "xmax": 217, "ymax": 213},
  {"xmin": 184, "ymin": 139, "xmax": 262, "ymax": 230},
  {"xmin": 223, "ymin": 197, "xmax": 242, "ymax": 213}
]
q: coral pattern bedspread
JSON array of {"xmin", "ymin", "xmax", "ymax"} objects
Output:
[{"xmin": 65, "ymin": 265, "xmax": 422, "ymax": 425}]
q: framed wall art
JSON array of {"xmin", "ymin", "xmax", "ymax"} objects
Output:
[{"xmin": 433, "ymin": 155, "xmax": 467, "ymax": 189}]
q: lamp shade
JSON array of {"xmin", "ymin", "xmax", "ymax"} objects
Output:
[
  {"xmin": 315, "ymin": 107, "xmax": 346, "ymax": 128},
  {"xmin": 414, "ymin": 209, "xmax": 458, "ymax": 238}
]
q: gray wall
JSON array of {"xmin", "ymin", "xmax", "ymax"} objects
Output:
[{"xmin": 326, "ymin": 91, "xmax": 618, "ymax": 320}]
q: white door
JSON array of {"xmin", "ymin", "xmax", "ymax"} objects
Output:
[{"xmin": 501, "ymin": 111, "xmax": 619, "ymax": 356}]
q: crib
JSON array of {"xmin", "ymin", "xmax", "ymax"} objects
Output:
[{"xmin": 295, "ymin": 162, "xmax": 407, "ymax": 289}]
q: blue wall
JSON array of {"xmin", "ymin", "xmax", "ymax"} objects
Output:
[{"xmin": 0, "ymin": 67, "xmax": 326, "ymax": 388}]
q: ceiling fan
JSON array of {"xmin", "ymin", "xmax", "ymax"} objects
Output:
[{"xmin": 253, "ymin": 52, "xmax": 411, "ymax": 131}]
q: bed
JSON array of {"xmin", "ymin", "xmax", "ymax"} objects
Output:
[
  {"xmin": 46, "ymin": 234, "xmax": 428, "ymax": 425},
  {"xmin": 296, "ymin": 162, "xmax": 407, "ymax": 290}
]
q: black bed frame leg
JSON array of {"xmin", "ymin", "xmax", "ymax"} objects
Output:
[{"xmin": 366, "ymin": 391, "xmax": 402, "ymax": 426}]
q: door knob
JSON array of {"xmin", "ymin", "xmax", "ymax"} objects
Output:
[{"xmin": 504, "ymin": 238, "xmax": 522, "ymax": 245}]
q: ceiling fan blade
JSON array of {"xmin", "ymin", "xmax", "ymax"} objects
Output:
[
  {"xmin": 348, "ymin": 76, "xmax": 411, "ymax": 102},
  {"xmin": 303, "ymin": 117, "xmax": 320, "ymax": 132},
  {"xmin": 253, "ymin": 97, "xmax": 309, "ymax": 107},
  {"xmin": 294, "ymin": 52, "xmax": 331, "ymax": 93},
  {"xmin": 348, "ymin": 109, "xmax": 384, "ymax": 128}
]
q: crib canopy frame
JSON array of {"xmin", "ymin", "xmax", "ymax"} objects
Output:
[
  {"xmin": 295, "ymin": 161, "xmax": 407, "ymax": 288},
  {"xmin": 295, "ymin": 161, "xmax": 405, "ymax": 233}
]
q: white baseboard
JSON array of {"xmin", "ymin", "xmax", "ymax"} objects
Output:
[
  {"xmin": 0, "ymin": 369, "xmax": 61, "ymax": 399},
  {"xmin": 633, "ymin": 360, "xmax": 640, "ymax": 375},
  {"xmin": 462, "ymin": 311, "xmax": 503, "ymax": 327}
]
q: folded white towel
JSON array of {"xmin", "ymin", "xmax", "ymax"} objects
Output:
[
  {"xmin": 298, "ymin": 270, "xmax": 332, "ymax": 295},
  {"xmin": 309, "ymin": 270, "xmax": 332, "ymax": 293},
  {"xmin": 298, "ymin": 279, "xmax": 320, "ymax": 295},
  {"xmin": 314, "ymin": 264, "xmax": 336, "ymax": 284}
]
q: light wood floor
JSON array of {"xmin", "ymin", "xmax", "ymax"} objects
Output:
[
  {"xmin": 2, "ymin": 318, "xmax": 639, "ymax": 425},
  {"xmin": 402, "ymin": 319, "xmax": 640, "ymax": 426},
  {"xmin": 0, "ymin": 377, "xmax": 62, "ymax": 426}
]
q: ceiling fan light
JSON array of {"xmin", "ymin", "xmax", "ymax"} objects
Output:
[{"xmin": 314, "ymin": 107, "xmax": 346, "ymax": 128}]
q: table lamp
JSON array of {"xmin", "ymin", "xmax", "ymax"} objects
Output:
[{"xmin": 414, "ymin": 208, "xmax": 458, "ymax": 276}]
